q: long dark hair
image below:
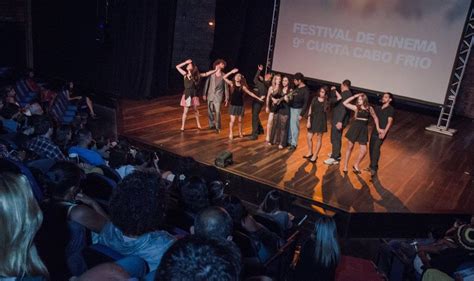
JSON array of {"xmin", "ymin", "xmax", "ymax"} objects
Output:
[
  {"xmin": 259, "ymin": 190, "xmax": 283, "ymax": 213},
  {"xmin": 317, "ymin": 86, "xmax": 330, "ymax": 112},
  {"xmin": 187, "ymin": 63, "xmax": 201, "ymax": 84},
  {"xmin": 312, "ymin": 216, "xmax": 340, "ymax": 268},
  {"xmin": 232, "ymin": 73, "xmax": 248, "ymax": 93}
]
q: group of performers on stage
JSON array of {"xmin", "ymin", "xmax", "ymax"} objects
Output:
[{"xmin": 176, "ymin": 59, "xmax": 394, "ymax": 176}]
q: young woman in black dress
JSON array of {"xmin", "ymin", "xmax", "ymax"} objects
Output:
[
  {"xmin": 270, "ymin": 76, "xmax": 292, "ymax": 149},
  {"xmin": 265, "ymin": 74, "xmax": 282, "ymax": 145},
  {"xmin": 342, "ymin": 93, "xmax": 380, "ymax": 174},
  {"xmin": 176, "ymin": 59, "xmax": 217, "ymax": 131},
  {"xmin": 223, "ymin": 68, "xmax": 264, "ymax": 140},
  {"xmin": 305, "ymin": 86, "xmax": 329, "ymax": 163}
]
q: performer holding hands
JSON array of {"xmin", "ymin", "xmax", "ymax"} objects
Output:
[{"xmin": 223, "ymin": 68, "xmax": 265, "ymax": 140}]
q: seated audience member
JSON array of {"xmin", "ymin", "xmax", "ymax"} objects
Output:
[
  {"xmin": 258, "ymin": 190, "xmax": 294, "ymax": 233},
  {"xmin": 208, "ymin": 180, "xmax": 226, "ymax": 206},
  {"xmin": 294, "ymin": 216, "xmax": 340, "ymax": 281},
  {"xmin": 0, "ymin": 102, "xmax": 21, "ymax": 133},
  {"xmin": 26, "ymin": 116, "xmax": 66, "ymax": 160},
  {"xmin": 65, "ymin": 81, "xmax": 97, "ymax": 118},
  {"xmin": 37, "ymin": 161, "xmax": 108, "ymax": 279},
  {"xmin": 222, "ymin": 196, "xmax": 281, "ymax": 263},
  {"xmin": 4, "ymin": 86, "xmax": 20, "ymax": 106},
  {"xmin": 70, "ymin": 256, "xmax": 149, "ymax": 281},
  {"xmin": 180, "ymin": 176, "xmax": 210, "ymax": 217},
  {"xmin": 192, "ymin": 206, "xmax": 234, "ymax": 241},
  {"xmin": 0, "ymin": 172, "xmax": 49, "ymax": 280},
  {"xmin": 54, "ymin": 124, "xmax": 73, "ymax": 153},
  {"xmin": 155, "ymin": 236, "xmax": 241, "ymax": 281},
  {"xmin": 98, "ymin": 171, "xmax": 176, "ymax": 271},
  {"xmin": 68, "ymin": 128, "xmax": 105, "ymax": 166}
]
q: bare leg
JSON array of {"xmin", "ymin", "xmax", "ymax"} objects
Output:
[
  {"xmin": 85, "ymin": 97, "xmax": 95, "ymax": 116},
  {"xmin": 266, "ymin": 112, "xmax": 274, "ymax": 143},
  {"xmin": 311, "ymin": 133, "xmax": 323, "ymax": 161},
  {"xmin": 181, "ymin": 106, "xmax": 189, "ymax": 131},
  {"xmin": 306, "ymin": 132, "xmax": 314, "ymax": 157},
  {"xmin": 193, "ymin": 104, "xmax": 202, "ymax": 129},
  {"xmin": 354, "ymin": 144, "xmax": 367, "ymax": 171},
  {"xmin": 343, "ymin": 140, "xmax": 354, "ymax": 172},
  {"xmin": 238, "ymin": 115, "xmax": 243, "ymax": 138},
  {"xmin": 229, "ymin": 115, "xmax": 236, "ymax": 140}
]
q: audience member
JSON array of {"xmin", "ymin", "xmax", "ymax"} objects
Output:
[
  {"xmin": 0, "ymin": 172, "xmax": 49, "ymax": 280},
  {"xmin": 155, "ymin": 236, "xmax": 241, "ymax": 281},
  {"xmin": 258, "ymin": 190, "xmax": 294, "ymax": 233},
  {"xmin": 294, "ymin": 216, "xmax": 340, "ymax": 281},
  {"xmin": 26, "ymin": 116, "xmax": 66, "ymax": 160},
  {"xmin": 0, "ymin": 102, "xmax": 21, "ymax": 133},
  {"xmin": 54, "ymin": 125, "xmax": 73, "ymax": 153},
  {"xmin": 180, "ymin": 176, "xmax": 210, "ymax": 216},
  {"xmin": 68, "ymin": 128, "xmax": 105, "ymax": 166},
  {"xmin": 98, "ymin": 171, "xmax": 176, "ymax": 271},
  {"xmin": 192, "ymin": 206, "xmax": 233, "ymax": 241}
]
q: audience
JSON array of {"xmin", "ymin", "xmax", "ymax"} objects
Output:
[
  {"xmin": 68, "ymin": 128, "xmax": 106, "ymax": 166},
  {"xmin": 155, "ymin": 236, "xmax": 241, "ymax": 281},
  {"xmin": 0, "ymin": 172, "xmax": 49, "ymax": 281},
  {"xmin": 192, "ymin": 206, "xmax": 234, "ymax": 241},
  {"xmin": 98, "ymin": 171, "xmax": 176, "ymax": 271},
  {"xmin": 258, "ymin": 190, "xmax": 294, "ymax": 233},
  {"xmin": 294, "ymin": 216, "xmax": 340, "ymax": 281},
  {"xmin": 179, "ymin": 176, "xmax": 210, "ymax": 217},
  {"xmin": 26, "ymin": 116, "xmax": 66, "ymax": 160}
]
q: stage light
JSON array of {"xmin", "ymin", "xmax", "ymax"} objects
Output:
[{"xmin": 208, "ymin": 21, "xmax": 215, "ymax": 27}]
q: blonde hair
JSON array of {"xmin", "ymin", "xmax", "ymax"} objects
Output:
[
  {"xmin": 271, "ymin": 74, "xmax": 282, "ymax": 92},
  {"xmin": 0, "ymin": 173, "xmax": 48, "ymax": 278}
]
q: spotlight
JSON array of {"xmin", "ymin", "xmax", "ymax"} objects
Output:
[{"xmin": 208, "ymin": 21, "xmax": 215, "ymax": 27}]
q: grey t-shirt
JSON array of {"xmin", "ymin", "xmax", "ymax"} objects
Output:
[{"xmin": 214, "ymin": 75, "xmax": 225, "ymax": 94}]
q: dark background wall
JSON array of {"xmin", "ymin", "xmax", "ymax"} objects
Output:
[{"xmin": 3, "ymin": 0, "xmax": 473, "ymax": 117}]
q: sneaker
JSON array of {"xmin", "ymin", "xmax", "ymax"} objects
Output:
[
  {"xmin": 327, "ymin": 153, "xmax": 332, "ymax": 158},
  {"xmin": 323, "ymin": 158, "xmax": 339, "ymax": 165}
]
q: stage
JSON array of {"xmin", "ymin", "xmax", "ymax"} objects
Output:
[{"xmin": 119, "ymin": 95, "xmax": 474, "ymax": 215}]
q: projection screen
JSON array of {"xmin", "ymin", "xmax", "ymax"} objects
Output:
[{"xmin": 271, "ymin": 0, "xmax": 471, "ymax": 104}]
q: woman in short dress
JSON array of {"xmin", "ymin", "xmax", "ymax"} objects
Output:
[
  {"xmin": 305, "ymin": 86, "xmax": 329, "ymax": 163},
  {"xmin": 342, "ymin": 93, "xmax": 380, "ymax": 174},
  {"xmin": 176, "ymin": 59, "xmax": 217, "ymax": 131},
  {"xmin": 223, "ymin": 68, "xmax": 264, "ymax": 140},
  {"xmin": 270, "ymin": 76, "xmax": 292, "ymax": 149},
  {"xmin": 265, "ymin": 74, "xmax": 282, "ymax": 145}
]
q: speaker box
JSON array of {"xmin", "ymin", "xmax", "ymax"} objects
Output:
[{"xmin": 215, "ymin": 150, "xmax": 233, "ymax": 168}]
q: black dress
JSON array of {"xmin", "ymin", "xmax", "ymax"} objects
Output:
[
  {"xmin": 180, "ymin": 76, "xmax": 199, "ymax": 107},
  {"xmin": 270, "ymin": 91, "xmax": 290, "ymax": 146},
  {"xmin": 308, "ymin": 97, "xmax": 327, "ymax": 133},
  {"xmin": 269, "ymin": 88, "xmax": 281, "ymax": 113},
  {"xmin": 345, "ymin": 109, "xmax": 370, "ymax": 143},
  {"xmin": 229, "ymin": 86, "xmax": 245, "ymax": 116}
]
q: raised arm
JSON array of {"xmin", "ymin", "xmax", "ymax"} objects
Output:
[
  {"xmin": 254, "ymin": 65, "xmax": 264, "ymax": 85},
  {"xmin": 200, "ymin": 68, "xmax": 218, "ymax": 78},
  {"xmin": 342, "ymin": 93, "xmax": 359, "ymax": 112},
  {"xmin": 223, "ymin": 68, "xmax": 238, "ymax": 86},
  {"xmin": 176, "ymin": 59, "xmax": 192, "ymax": 76}
]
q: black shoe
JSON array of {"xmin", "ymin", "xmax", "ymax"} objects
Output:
[
  {"xmin": 352, "ymin": 166, "xmax": 361, "ymax": 174},
  {"xmin": 303, "ymin": 154, "xmax": 313, "ymax": 159},
  {"xmin": 258, "ymin": 129, "xmax": 264, "ymax": 135},
  {"xmin": 209, "ymin": 126, "xmax": 216, "ymax": 130},
  {"xmin": 288, "ymin": 145, "xmax": 296, "ymax": 151},
  {"xmin": 215, "ymin": 128, "xmax": 221, "ymax": 134}
]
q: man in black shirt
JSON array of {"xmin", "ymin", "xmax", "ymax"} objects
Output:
[
  {"xmin": 368, "ymin": 92, "xmax": 394, "ymax": 176},
  {"xmin": 288, "ymin": 73, "xmax": 310, "ymax": 151},
  {"xmin": 324, "ymin": 79, "xmax": 352, "ymax": 165},
  {"xmin": 250, "ymin": 65, "xmax": 272, "ymax": 140}
]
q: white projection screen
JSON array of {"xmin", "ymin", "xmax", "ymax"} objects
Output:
[{"xmin": 272, "ymin": 0, "xmax": 471, "ymax": 104}]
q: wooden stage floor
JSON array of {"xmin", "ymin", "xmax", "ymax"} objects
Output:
[{"xmin": 119, "ymin": 95, "xmax": 474, "ymax": 215}]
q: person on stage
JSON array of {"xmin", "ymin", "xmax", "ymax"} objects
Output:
[
  {"xmin": 341, "ymin": 93, "xmax": 381, "ymax": 174},
  {"xmin": 203, "ymin": 59, "xmax": 229, "ymax": 133},
  {"xmin": 270, "ymin": 76, "xmax": 292, "ymax": 149},
  {"xmin": 250, "ymin": 64, "xmax": 273, "ymax": 140},
  {"xmin": 265, "ymin": 74, "xmax": 282, "ymax": 145},
  {"xmin": 305, "ymin": 86, "xmax": 329, "ymax": 163},
  {"xmin": 176, "ymin": 59, "xmax": 217, "ymax": 131},
  {"xmin": 223, "ymin": 68, "xmax": 265, "ymax": 140},
  {"xmin": 287, "ymin": 73, "xmax": 310, "ymax": 151},
  {"xmin": 324, "ymin": 80, "xmax": 353, "ymax": 165},
  {"xmin": 367, "ymin": 92, "xmax": 394, "ymax": 176}
]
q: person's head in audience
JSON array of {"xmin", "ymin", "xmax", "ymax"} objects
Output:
[
  {"xmin": 108, "ymin": 148, "xmax": 129, "ymax": 169},
  {"xmin": 44, "ymin": 161, "xmax": 83, "ymax": 201},
  {"xmin": 0, "ymin": 172, "xmax": 48, "ymax": 278},
  {"xmin": 4, "ymin": 86, "xmax": 18, "ymax": 104},
  {"xmin": 1, "ymin": 102, "xmax": 20, "ymax": 120},
  {"xmin": 222, "ymin": 195, "xmax": 248, "ymax": 227},
  {"xmin": 33, "ymin": 116, "xmax": 53, "ymax": 138},
  {"xmin": 192, "ymin": 206, "xmax": 233, "ymax": 241},
  {"xmin": 109, "ymin": 171, "xmax": 168, "ymax": 236},
  {"xmin": 75, "ymin": 128, "xmax": 93, "ymax": 148},
  {"xmin": 54, "ymin": 125, "xmax": 72, "ymax": 150},
  {"xmin": 180, "ymin": 176, "xmax": 210, "ymax": 215},
  {"xmin": 155, "ymin": 236, "xmax": 241, "ymax": 281},
  {"xmin": 208, "ymin": 180, "xmax": 225, "ymax": 205},
  {"xmin": 312, "ymin": 216, "xmax": 340, "ymax": 268},
  {"xmin": 259, "ymin": 190, "xmax": 284, "ymax": 214},
  {"xmin": 72, "ymin": 262, "xmax": 130, "ymax": 281}
]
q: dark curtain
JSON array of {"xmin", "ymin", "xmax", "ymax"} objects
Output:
[{"xmin": 110, "ymin": 0, "xmax": 159, "ymax": 99}]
